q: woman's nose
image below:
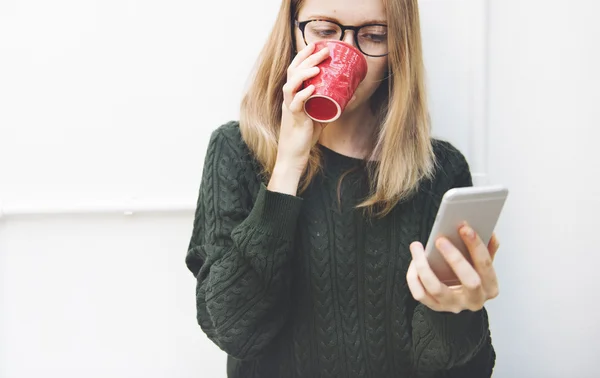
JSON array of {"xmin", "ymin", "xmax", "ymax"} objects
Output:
[{"xmin": 342, "ymin": 30, "xmax": 357, "ymax": 48}]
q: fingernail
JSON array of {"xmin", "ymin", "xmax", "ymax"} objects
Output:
[
  {"xmin": 467, "ymin": 228, "xmax": 476, "ymax": 240},
  {"xmin": 461, "ymin": 226, "xmax": 475, "ymax": 240},
  {"xmin": 436, "ymin": 238, "xmax": 451, "ymax": 250}
]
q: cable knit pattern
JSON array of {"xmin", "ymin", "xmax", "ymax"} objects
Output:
[
  {"xmin": 305, "ymin": 184, "xmax": 342, "ymax": 377},
  {"xmin": 327, "ymin": 174, "xmax": 367, "ymax": 378},
  {"xmin": 186, "ymin": 121, "xmax": 496, "ymax": 377}
]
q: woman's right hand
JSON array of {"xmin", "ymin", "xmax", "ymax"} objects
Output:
[{"xmin": 268, "ymin": 43, "xmax": 331, "ymax": 195}]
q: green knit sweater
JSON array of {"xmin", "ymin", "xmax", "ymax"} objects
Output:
[{"xmin": 185, "ymin": 121, "xmax": 495, "ymax": 378}]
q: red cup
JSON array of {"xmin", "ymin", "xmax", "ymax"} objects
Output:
[{"xmin": 303, "ymin": 41, "xmax": 368, "ymax": 123}]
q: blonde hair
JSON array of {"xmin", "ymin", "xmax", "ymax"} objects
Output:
[{"xmin": 239, "ymin": 0, "xmax": 435, "ymax": 217}]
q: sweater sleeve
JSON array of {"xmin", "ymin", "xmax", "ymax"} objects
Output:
[
  {"xmin": 412, "ymin": 142, "xmax": 495, "ymax": 375},
  {"xmin": 434, "ymin": 331, "xmax": 496, "ymax": 378},
  {"xmin": 185, "ymin": 124, "xmax": 303, "ymax": 360}
]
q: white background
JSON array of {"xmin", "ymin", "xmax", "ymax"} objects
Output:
[{"xmin": 1, "ymin": 0, "xmax": 599, "ymax": 377}]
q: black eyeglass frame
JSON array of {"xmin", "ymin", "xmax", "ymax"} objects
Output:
[{"xmin": 295, "ymin": 19, "xmax": 389, "ymax": 58}]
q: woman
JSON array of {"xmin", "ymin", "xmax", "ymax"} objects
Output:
[{"xmin": 185, "ymin": 0, "xmax": 500, "ymax": 376}]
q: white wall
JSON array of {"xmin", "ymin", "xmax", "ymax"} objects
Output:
[
  {"xmin": 0, "ymin": 215, "xmax": 210, "ymax": 378},
  {"xmin": 0, "ymin": 0, "xmax": 277, "ymax": 376},
  {"xmin": 485, "ymin": 1, "xmax": 600, "ymax": 376},
  {"xmin": 1, "ymin": 0, "xmax": 598, "ymax": 377},
  {"xmin": 421, "ymin": 0, "xmax": 490, "ymax": 185}
]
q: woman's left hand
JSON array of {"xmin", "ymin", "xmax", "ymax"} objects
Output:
[{"xmin": 406, "ymin": 224, "xmax": 500, "ymax": 313}]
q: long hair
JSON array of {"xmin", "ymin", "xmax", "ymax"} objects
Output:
[{"xmin": 239, "ymin": 0, "xmax": 435, "ymax": 217}]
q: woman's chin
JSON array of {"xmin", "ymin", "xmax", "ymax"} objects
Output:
[
  {"xmin": 343, "ymin": 98, "xmax": 369, "ymax": 114},
  {"xmin": 344, "ymin": 97, "xmax": 360, "ymax": 112}
]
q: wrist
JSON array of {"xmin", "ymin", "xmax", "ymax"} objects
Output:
[{"xmin": 268, "ymin": 163, "xmax": 303, "ymax": 196}]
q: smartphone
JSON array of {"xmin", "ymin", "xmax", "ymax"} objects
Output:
[{"xmin": 424, "ymin": 185, "xmax": 509, "ymax": 286}]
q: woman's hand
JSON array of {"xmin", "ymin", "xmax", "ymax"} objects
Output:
[
  {"xmin": 268, "ymin": 43, "xmax": 331, "ymax": 196},
  {"xmin": 279, "ymin": 43, "xmax": 331, "ymax": 169},
  {"xmin": 406, "ymin": 224, "xmax": 501, "ymax": 313}
]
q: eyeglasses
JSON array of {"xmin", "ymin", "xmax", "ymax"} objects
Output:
[{"xmin": 295, "ymin": 19, "xmax": 389, "ymax": 58}]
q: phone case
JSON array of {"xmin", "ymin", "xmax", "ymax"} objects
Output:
[{"xmin": 424, "ymin": 186, "xmax": 509, "ymax": 286}]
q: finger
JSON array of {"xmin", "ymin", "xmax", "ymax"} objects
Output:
[
  {"xmin": 437, "ymin": 236, "xmax": 488, "ymax": 309},
  {"xmin": 488, "ymin": 233, "xmax": 500, "ymax": 261},
  {"xmin": 458, "ymin": 226, "xmax": 499, "ymax": 297},
  {"xmin": 298, "ymin": 46, "xmax": 331, "ymax": 69},
  {"xmin": 282, "ymin": 67, "xmax": 320, "ymax": 107},
  {"xmin": 409, "ymin": 242, "xmax": 453, "ymax": 302},
  {"xmin": 288, "ymin": 84, "xmax": 316, "ymax": 113},
  {"xmin": 289, "ymin": 43, "xmax": 316, "ymax": 70},
  {"xmin": 436, "ymin": 236, "xmax": 482, "ymax": 291},
  {"xmin": 406, "ymin": 260, "xmax": 443, "ymax": 311}
]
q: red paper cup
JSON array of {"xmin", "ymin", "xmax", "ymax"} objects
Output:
[{"xmin": 303, "ymin": 41, "xmax": 368, "ymax": 123}]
